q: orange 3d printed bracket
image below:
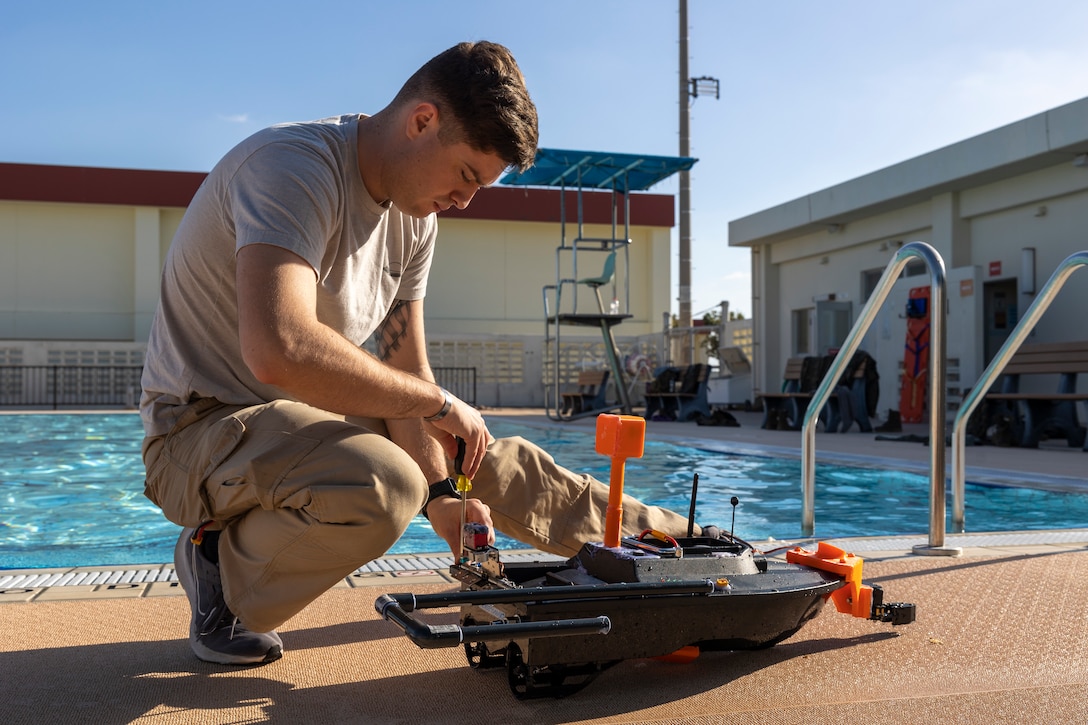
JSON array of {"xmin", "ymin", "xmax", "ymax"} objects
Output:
[{"xmin": 786, "ymin": 541, "xmax": 874, "ymax": 619}]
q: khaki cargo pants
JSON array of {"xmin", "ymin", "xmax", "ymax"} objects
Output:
[{"xmin": 143, "ymin": 398, "xmax": 689, "ymax": 632}]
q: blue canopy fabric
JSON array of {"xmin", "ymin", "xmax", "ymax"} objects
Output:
[{"xmin": 501, "ymin": 148, "xmax": 696, "ymax": 193}]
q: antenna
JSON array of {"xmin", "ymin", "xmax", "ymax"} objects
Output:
[
  {"xmin": 730, "ymin": 496, "xmax": 740, "ymax": 539},
  {"xmin": 686, "ymin": 473, "xmax": 699, "ymax": 537}
]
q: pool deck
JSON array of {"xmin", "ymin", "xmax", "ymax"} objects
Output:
[{"xmin": 3, "ymin": 408, "xmax": 1087, "ymax": 723}]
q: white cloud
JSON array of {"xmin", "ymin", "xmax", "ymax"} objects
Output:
[{"xmin": 218, "ymin": 113, "xmax": 250, "ymax": 124}]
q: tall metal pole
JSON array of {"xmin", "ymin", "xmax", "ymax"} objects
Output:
[{"xmin": 678, "ymin": 0, "xmax": 692, "ymax": 365}]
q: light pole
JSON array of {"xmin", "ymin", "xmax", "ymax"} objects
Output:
[{"xmin": 678, "ymin": 0, "xmax": 718, "ymax": 364}]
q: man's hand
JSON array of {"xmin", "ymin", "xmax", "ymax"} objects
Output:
[
  {"xmin": 425, "ymin": 495, "xmax": 494, "ymax": 557},
  {"xmin": 425, "ymin": 396, "xmax": 492, "ymax": 478}
]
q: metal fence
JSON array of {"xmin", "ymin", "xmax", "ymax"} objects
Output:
[
  {"xmin": 0, "ymin": 365, "xmax": 477, "ymax": 410},
  {"xmin": 432, "ymin": 366, "xmax": 477, "ymax": 407},
  {"xmin": 0, "ymin": 366, "xmax": 144, "ymax": 409}
]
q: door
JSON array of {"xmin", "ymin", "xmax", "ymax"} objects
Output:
[{"xmin": 982, "ymin": 279, "xmax": 1018, "ymax": 365}]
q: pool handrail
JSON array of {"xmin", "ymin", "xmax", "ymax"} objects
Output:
[
  {"xmin": 801, "ymin": 242, "xmax": 958, "ymax": 555},
  {"xmin": 950, "ymin": 250, "xmax": 1088, "ymax": 531}
]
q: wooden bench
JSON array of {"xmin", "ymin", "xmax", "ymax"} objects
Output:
[
  {"xmin": 759, "ymin": 358, "xmax": 809, "ymax": 430},
  {"xmin": 980, "ymin": 340, "xmax": 1088, "ymax": 450},
  {"xmin": 644, "ymin": 363, "xmax": 712, "ymax": 422},
  {"xmin": 760, "ymin": 354, "xmax": 873, "ymax": 432},
  {"xmin": 559, "ymin": 369, "xmax": 612, "ymax": 419}
]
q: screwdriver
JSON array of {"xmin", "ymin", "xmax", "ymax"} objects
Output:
[{"xmin": 454, "ymin": 437, "xmax": 473, "ymax": 563}]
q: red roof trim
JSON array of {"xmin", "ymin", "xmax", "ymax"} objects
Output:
[
  {"xmin": 0, "ymin": 163, "xmax": 206, "ymax": 208},
  {"xmin": 0, "ymin": 162, "xmax": 675, "ymax": 226}
]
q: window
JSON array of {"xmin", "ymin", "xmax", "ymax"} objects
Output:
[
  {"xmin": 816, "ymin": 300, "xmax": 852, "ymax": 355},
  {"xmin": 861, "ymin": 269, "xmax": 882, "ymax": 304},
  {"xmin": 861, "ymin": 260, "xmax": 925, "ymax": 304}
]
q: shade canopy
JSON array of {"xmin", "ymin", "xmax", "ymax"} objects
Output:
[{"xmin": 501, "ymin": 148, "xmax": 696, "ymax": 193}]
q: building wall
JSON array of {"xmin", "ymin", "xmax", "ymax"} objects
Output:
[
  {"xmin": 0, "ymin": 170, "xmax": 675, "ymax": 407},
  {"xmin": 0, "ymin": 200, "xmax": 669, "ymax": 342},
  {"xmin": 430, "ymin": 217, "xmax": 669, "ymax": 337},
  {"xmin": 0, "ymin": 200, "xmax": 188, "ymax": 344},
  {"xmin": 739, "ymin": 146, "xmax": 1088, "ymax": 419}
]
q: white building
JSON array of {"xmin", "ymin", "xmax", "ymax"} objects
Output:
[{"xmin": 730, "ymin": 96, "xmax": 1088, "ymax": 419}]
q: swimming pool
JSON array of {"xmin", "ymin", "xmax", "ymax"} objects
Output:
[{"xmin": 2, "ymin": 412, "xmax": 1087, "ymax": 570}]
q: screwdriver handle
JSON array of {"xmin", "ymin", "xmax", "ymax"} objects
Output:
[
  {"xmin": 454, "ymin": 437, "xmax": 471, "ymax": 493},
  {"xmin": 455, "ymin": 437, "xmax": 466, "ymax": 477}
]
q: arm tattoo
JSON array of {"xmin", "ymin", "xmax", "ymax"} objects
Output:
[{"xmin": 376, "ymin": 300, "xmax": 410, "ymax": 361}]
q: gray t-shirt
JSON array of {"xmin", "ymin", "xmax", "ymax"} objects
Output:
[{"xmin": 140, "ymin": 114, "xmax": 437, "ymax": 437}]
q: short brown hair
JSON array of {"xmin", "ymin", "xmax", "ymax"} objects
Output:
[{"xmin": 395, "ymin": 41, "xmax": 539, "ymax": 172}]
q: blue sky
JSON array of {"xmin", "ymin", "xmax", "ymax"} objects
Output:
[{"xmin": 5, "ymin": 1, "xmax": 1088, "ymax": 318}]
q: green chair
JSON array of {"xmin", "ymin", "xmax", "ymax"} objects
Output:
[{"xmin": 578, "ymin": 251, "xmax": 617, "ymax": 313}]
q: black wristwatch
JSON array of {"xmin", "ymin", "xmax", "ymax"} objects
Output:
[{"xmin": 420, "ymin": 477, "xmax": 461, "ymax": 520}]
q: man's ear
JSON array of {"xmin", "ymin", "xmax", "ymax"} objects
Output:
[{"xmin": 405, "ymin": 102, "xmax": 439, "ymax": 140}]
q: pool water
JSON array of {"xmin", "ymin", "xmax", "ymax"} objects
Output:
[{"xmin": 2, "ymin": 413, "xmax": 1086, "ymax": 570}]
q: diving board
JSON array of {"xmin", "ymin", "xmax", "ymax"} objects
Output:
[{"xmin": 507, "ymin": 148, "xmax": 696, "ymax": 421}]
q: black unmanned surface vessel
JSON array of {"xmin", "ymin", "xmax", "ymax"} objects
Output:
[{"xmin": 376, "ymin": 415, "xmax": 915, "ymax": 699}]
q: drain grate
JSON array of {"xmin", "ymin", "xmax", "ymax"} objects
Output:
[
  {"xmin": 5, "ymin": 533, "xmax": 1085, "ymax": 591},
  {"xmin": 1, "ymin": 567, "xmax": 176, "ymax": 590},
  {"xmin": 1, "ymin": 551, "xmax": 567, "ymax": 590}
]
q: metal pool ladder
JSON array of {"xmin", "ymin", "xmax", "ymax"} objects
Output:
[
  {"xmin": 949, "ymin": 250, "xmax": 1088, "ymax": 532},
  {"xmin": 800, "ymin": 241, "xmax": 962, "ymax": 556}
]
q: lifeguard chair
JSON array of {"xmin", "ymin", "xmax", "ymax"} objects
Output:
[{"xmin": 502, "ymin": 149, "xmax": 696, "ymax": 421}]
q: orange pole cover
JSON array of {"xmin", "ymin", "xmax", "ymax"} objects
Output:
[{"xmin": 596, "ymin": 414, "xmax": 646, "ymax": 547}]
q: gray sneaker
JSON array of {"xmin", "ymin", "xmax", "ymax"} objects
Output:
[{"xmin": 174, "ymin": 526, "xmax": 283, "ymax": 665}]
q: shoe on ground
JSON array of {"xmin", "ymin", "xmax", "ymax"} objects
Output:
[
  {"xmin": 174, "ymin": 526, "xmax": 283, "ymax": 666},
  {"xmin": 875, "ymin": 409, "xmax": 903, "ymax": 433}
]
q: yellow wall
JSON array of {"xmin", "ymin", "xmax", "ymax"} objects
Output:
[
  {"xmin": 0, "ymin": 198, "xmax": 673, "ymax": 343},
  {"xmin": 3, "ymin": 201, "xmax": 132, "ymax": 339},
  {"xmin": 0, "ymin": 200, "xmax": 189, "ymax": 342},
  {"xmin": 428, "ymin": 217, "xmax": 670, "ymax": 337}
]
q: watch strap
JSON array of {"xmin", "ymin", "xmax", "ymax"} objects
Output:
[{"xmin": 420, "ymin": 477, "xmax": 461, "ymax": 519}]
